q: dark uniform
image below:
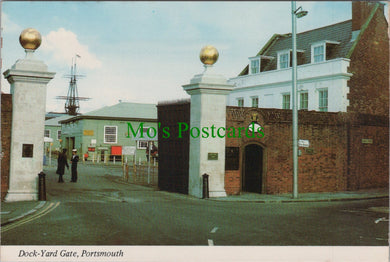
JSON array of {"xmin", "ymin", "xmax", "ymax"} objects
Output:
[
  {"xmin": 71, "ymin": 153, "xmax": 79, "ymax": 182},
  {"xmin": 56, "ymin": 149, "xmax": 69, "ymax": 183}
]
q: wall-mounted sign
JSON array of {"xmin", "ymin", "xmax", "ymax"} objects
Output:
[
  {"xmin": 111, "ymin": 146, "xmax": 122, "ymax": 156},
  {"xmin": 44, "ymin": 137, "xmax": 53, "ymax": 143},
  {"xmin": 22, "ymin": 144, "xmax": 33, "ymax": 158},
  {"xmin": 208, "ymin": 153, "xmax": 218, "ymax": 160},
  {"xmin": 298, "ymin": 139, "xmax": 310, "ymax": 148},
  {"xmin": 91, "ymin": 139, "xmax": 97, "ymax": 145},
  {"xmin": 122, "ymin": 146, "xmax": 136, "ymax": 155},
  {"xmin": 362, "ymin": 139, "xmax": 373, "ymax": 144},
  {"xmin": 83, "ymin": 130, "xmax": 94, "ymax": 136},
  {"xmin": 305, "ymin": 148, "xmax": 315, "ymax": 155}
]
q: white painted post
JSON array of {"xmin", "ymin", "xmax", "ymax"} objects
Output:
[
  {"xmin": 4, "ymin": 29, "xmax": 55, "ymax": 201},
  {"xmin": 182, "ymin": 46, "xmax": 233, "ymax": 198}
]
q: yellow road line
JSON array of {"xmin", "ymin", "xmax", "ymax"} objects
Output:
[{"xmin": 1, "ymin": 202, "xmax": 60, "ymax": 233}]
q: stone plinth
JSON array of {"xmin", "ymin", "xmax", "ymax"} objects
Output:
[
  {"xmin": 183, "ymin": 66, "xmax": 233, "ymax": 198},
  {"xmin": 3, "ymin": 50, "xmax": 55, "ymax": 201}
]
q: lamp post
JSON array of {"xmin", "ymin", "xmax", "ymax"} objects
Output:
[{"xmin": 291, "ymin": 1, "xmax": 307, "ymax": 199}]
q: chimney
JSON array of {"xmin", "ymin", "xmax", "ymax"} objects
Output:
[{"xmin": 352, "ymin": 1, "xmax": 384, "ymax": 31}]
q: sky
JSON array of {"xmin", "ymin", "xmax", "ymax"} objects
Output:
[{"xmin": 1, "ymin": 1, "xmax": 383, "ymax": 114}]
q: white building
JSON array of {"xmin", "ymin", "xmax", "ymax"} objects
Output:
[{"xmin": 228, "ymin": 20, "xmax": 354, "ymax": 112}]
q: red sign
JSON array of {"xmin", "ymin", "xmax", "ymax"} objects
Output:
[
  {"xmin": 111, "ymin": 146, "xmax": 122, "ymax": 156},
  {"xmin": 88, "ymin": 147, "xmax": 96, "ymax": 152}
]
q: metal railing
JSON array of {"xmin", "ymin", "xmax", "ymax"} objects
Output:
[{"xmin": 123, "ymin": 161, "xmax": 158, "ymax": 187}]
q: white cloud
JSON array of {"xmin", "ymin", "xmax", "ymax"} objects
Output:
[
  {"xmin": 41, "ymin": 28, "xmax": 102, "ymax": 70},
  {"xmin": 1, "ymin": 13, "xmax": 22, "ymax": 34}
]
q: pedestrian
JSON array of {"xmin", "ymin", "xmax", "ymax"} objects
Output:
[
  {"xmin": 56, "ymin": 149, "xmax": 69, "ymax": 183},
  {"xmin": 146, "ymin": 142, "xmax": 157, "ymax": 162},
  {"xmin": 151, "ymin": 142, "xmax": 158, "ymax": 161},
  {"xmin": 71, "ymin": 149, "xmax": 79, "ymax": 182}
]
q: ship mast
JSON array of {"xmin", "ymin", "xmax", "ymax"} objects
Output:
[{"xmin": 57, "ymin": 55, "xmax": 90, "ymax": 115}]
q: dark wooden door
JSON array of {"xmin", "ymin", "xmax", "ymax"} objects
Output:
[{"xmin": 243, "ymin": 144, "xmax": 263, "ymax": 193}]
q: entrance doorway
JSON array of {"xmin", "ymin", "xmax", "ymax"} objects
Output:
[{"xmin": 243, "ymin": 144, "xmax": 263, "ymax": 193}]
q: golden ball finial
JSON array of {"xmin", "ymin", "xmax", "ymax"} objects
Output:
[
  {"xmin": 199, "ymin": 45, "xmax": 219, "ymax": 65},
  {"xmin": 19, "ymin": 28, "xmax": 42, "ymax": 50}
]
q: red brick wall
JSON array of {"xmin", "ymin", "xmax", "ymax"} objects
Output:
[
  {"xmin": 352, "ymin": 1, "xmax": 380, "ymax": 31},
  {"xmin": 348, "ymin": 3, "xmax": 389, "ymax": 116},
  {"xmin": 1, "ymin": 94, "xmax": 12, "ymax": 200},
  {"xmin": 347, "ymin": 114, "xmax": 389, "ymax": 190},
  {"xmin": 157, "ymin": 103, "xmax": 388, "ymax": 196},
  {"xmin": 225, "ymin": 170, "xmax": 240, "ymax": 195},
  {"xmin": 225, "ymin": 107, "xmax": 388, "ymax": 195}
]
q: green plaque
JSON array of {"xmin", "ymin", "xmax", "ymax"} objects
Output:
[
  {"xmin": 208, "ymin": 153, "xmax": 218, "ymax": 160},
  {"xmin": 362, "ymin": 139, "xmax": 373, "ymax": 144}
]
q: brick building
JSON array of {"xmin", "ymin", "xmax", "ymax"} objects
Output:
[
  {"xmin": 1, "ymin": 94, "xmax": 13, "ymax": 200},
  {"xmin": 346, "ymin": 2, "xmax": 389, "ymax": 116},
  {"xmin": 223, "ymin": 107, "xmax": 388, "ymax": 195},
  {"xmin": 157, "ymin": 1, "xmax": 389, "ymax": 196}
]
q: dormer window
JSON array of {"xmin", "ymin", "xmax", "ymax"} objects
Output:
[
  {"xmin": 250, "ymin": 57, "xmax": 260, "ymax": 74},
  {"xmin": 249, "ymin": 55, "xmax": 274, "ymax": 74},
  {"xmin": 311, "ymin": 41, "xmax": 340, "ymax": 63},
  {"xmin": 277, "ymin": 50, "xmax": 305, "ymax": 70},
  {"xmin": 313, "ymin": 45, "xmax": 325, "ymax": 62},
  {"xmin": 279, "ymin": 52, "xmax": 290, "ymax": 69}
]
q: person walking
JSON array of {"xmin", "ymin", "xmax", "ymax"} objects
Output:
[
  {"xmin": 70, "ymin": 149, "xmax": 79, "ymax": 182},
  {"xmin": 56, "ymin": 149, "xmax": 69, "ymax": 183}
]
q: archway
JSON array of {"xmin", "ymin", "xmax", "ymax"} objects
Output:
[{"xmin": 242, "ymin": 144, "xmax": 263, "ymax": 193}]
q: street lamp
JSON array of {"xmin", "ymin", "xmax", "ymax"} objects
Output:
[
  {"xmin": 291, "ymin": 1, "xmax": 307, "ymax": 199},
  {"xmin": 294, "ymin": 6, "xmax": 308, "ymax": 18}
]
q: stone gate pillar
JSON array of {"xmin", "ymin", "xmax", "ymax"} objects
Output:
[
  {"xmin": 3, "ymin": 28, "xmax": 55, "ymax": 201},
  {"xmin": 183, "ymin": 46, "xmax": 233, "ymax": 198}
]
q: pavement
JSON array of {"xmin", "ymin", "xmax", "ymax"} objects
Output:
[
  {"xmin": 209, "ymin": 187, "xmax": 389, "ymax": 203},
  {"xmin": 1, "ymin": 201, "xmax": 47, "ymax": 227},
  {"xmin": 1, "ymin": 167, "xmax": 388, "ymax": 227}
]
